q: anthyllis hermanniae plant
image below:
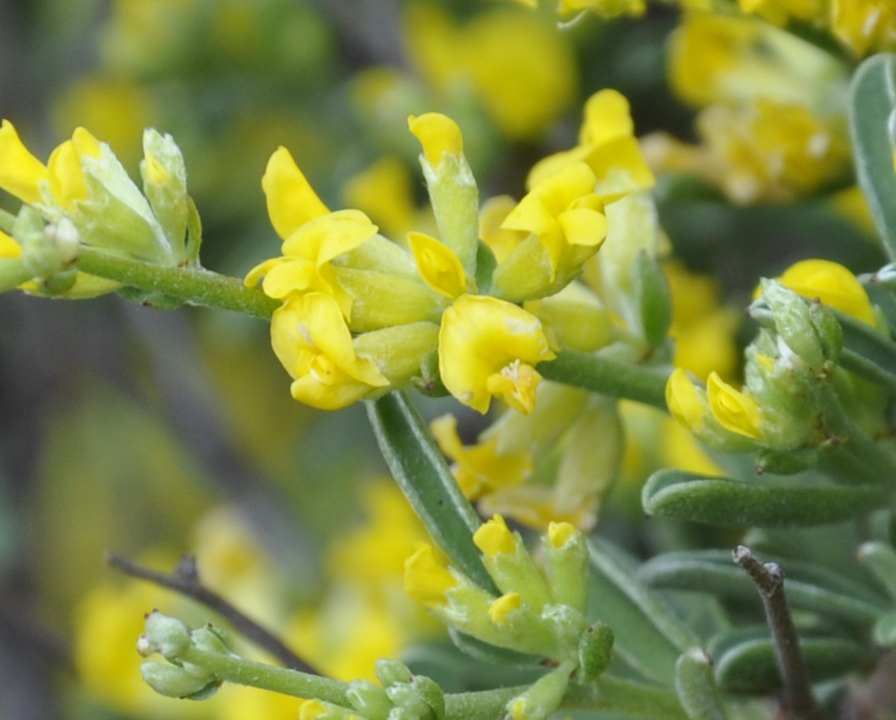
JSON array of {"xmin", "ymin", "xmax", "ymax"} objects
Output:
[{"xmin": 4, "ymin": 2, "xmax": 896, "ymax": 719}]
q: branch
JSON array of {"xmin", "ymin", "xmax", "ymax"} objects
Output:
[
  {"xmin": 732, "ymin": 545, "xmax": 827, "ymax": 720},
  {"xmin": 107, "ymin": 552, "xmax": 318, "ymax": 675}
]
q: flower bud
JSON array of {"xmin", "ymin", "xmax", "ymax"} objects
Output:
[
  {"xmin": 577, "ymin": 622, "xmax": 614, "ymax": 682},
  {"xmin": 140, "ymin": 129, "xmax": 194, "ymax": 263},
  {"xmin": 386, "ymin": 683, "xmax": 435, "ymax": 720},
  {"xmin": 544, "ymin": 522, "xmax": 588, "ymax": 612},
  {"xmin": 408, "ymin": 113, "xmax": 479, "ymax": 276},
  {"xmin": 140, "ymin": 660, "xmax": 219, "ymax": 700},
  {"xmin": 375, "ymin": 659, "xmax": 414, "ymax": 688},
  {"xmin": 141, "ymin": 610, "xmax": 190, "ymax": 659},
  {"xmin": 505, "ymin": 661, "xmax": 575, "ymax": 720},
  {"xmin": 347, "ymin": 679, "xmax": 393, "ymax": 720}
]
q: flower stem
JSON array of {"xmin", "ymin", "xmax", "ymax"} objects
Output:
[
  {"xmin": 538, "ymin": 350, "xmax": 669, "ymax": 411},
  {"xmin": 75, "ymin": 246, "xmax": 279, "ymax": 319},
  {"xmin": 179, "ymin": 646, "xmax": 350, "ymax": 704}
]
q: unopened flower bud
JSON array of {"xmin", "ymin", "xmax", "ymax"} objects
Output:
[
  {"xmin": 376, "ymin": 659, "xmax": 414, "ymax": 688},
  {"xmin": 141, "ymin": 610, "xmax": 190, "ymax": 659},
  {"xmin": 140, "ymin": 660, "xmax": 219, "ymax": 700},
  {"xmin": 506, "ymin": 661, "xmax": 575, "ymax": 720},
  {"xmin": 577, "ymin": 622, "xmax": 614, "ymax": 682},
  {"xmin": 386, "ymin": 682, "xmax": 435, "ymax": 720}
]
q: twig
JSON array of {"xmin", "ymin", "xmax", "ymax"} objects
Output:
[
  {"xmin": 732, "ymin": 545, "xmax": 827, "ymax": 720},
  {"xmin": 107, "ymin": 552, "xmax": 319, "ymax": 674}
]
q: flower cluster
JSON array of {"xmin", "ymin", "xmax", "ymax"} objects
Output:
[{"xmin": 246, "ymin": 90, "xmax": 654, "ymax": 414}]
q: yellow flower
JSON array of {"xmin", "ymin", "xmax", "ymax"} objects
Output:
[
  {"xmin": 246, "ymin": 209, "xmax": 379, "ymax": 319},
  {"xmin": 430, "ymin": 414, "xmax": 532, "ymax": 500},
  {"xmin": 439, "ymin": 295, "xmax": 557, "ymax": 414},
  {"xmin": 473, "ymin": 515, "xmax": 517, "ymax": 558},
  {"xmin": 526, "ymin": 89, "xmax": 654, "ymax": 195},
  {"xmin": 706, "ymin": 371, "xmax": 763, "ymax": 440},
  {"xmin": 0, "ymin": 120, "xmax": 50, "ymax": 204},
  {"xmin": 408, "ymin": 113, "xmax": 464, "ymax": 169},
  {"xmin": 404, "ymin": 543, "xmax": 458, "ymax": 608},
  {"xmin": 480, "ymin": 195, "xmax": 528, "ymax": 264},
  {"xmin": 488, "ymin": 593, "xmax": 522, "ymax": 625},
  {"xmin": 495, "ymin": 163, "xmax": 608, "ymax": 299},
  {"xmin": 261, "ymin": 146, "xmax": 330, "ymax": 240},
  {"xmin": 270, "ymin": 292, "xmax": 389, "ymax": 410},
  {"xmin": 405, "ymin": 6, "xmax": 577, "ymax": 141},
  {"xmin": 408, "ymin": 230, "xmax": 468, "ymax": 299},
  {"xmin": 777, "ymin": 258, "xmax": 876, "ymax": 326},
  {"xmin": 666, "ymin": 368, "xmax": 708, "ymax": 431},
  {"xmin": 831, "ymin": 0, "xmax": 896, "ymax": 56}
]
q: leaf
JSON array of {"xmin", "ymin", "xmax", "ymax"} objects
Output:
[
  {"xmin": 447, "ymin": 629, "xmax": 541, "ymax": 668},
  {"xmin": 710, "ymin": 627, "xmax": 867, "ymax": 693},
  {"xmin": 834, "ymin": 309, "xmax": 896, "ymax": 395},
  {"xmin": 675, "ymin": 648, "xmax": 729, "ymax": 720},
  {"xmin": 587, "ymin": 539, "xmax": 700, "ymax": 685},
  {"xmin": 639, "ymin": 550, "xmax": 887, "ymax": 627},
  {"xmin": 634, "ymin": 250, "xmax": 673, "ymax": 350},
  {"xmin": 848, "ymin": 53, "xmax": 896, "ymax": 261},
  {"xmin": 642, "ymin": 469, "xmax": 888, "ymax": 527},
  {"xmin": 367, "ymin": 392, "xmax": 497, "ymax": 593}
]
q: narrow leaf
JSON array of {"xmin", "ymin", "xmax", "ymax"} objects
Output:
[
  {"xmin": 711, "ymin": 628, "xmax": 867, "ymax": 693},
  {"xmin": 642, "ymin": 469, "xmax": 887, "ymax": 527},
  {"xmin": 367, "ymin": 392, "xmax": 497, "ymax": 593},
  {"xmin": 640, "ymin": 551, "xmax": 887, "ymax": 626},
  {"xmin": 587, "ymin": 539, "xmax": 699, "ymax": 685},
  {"xmin": 675, "ymin": 648, "xmax": 729, "ymax": 720},
  {"xmin": 849, "ymin": 53, "xmax": 896, "ymax": 260},
  {"xmin": 835, "ymin": 308, "xmax": 896, "ymax": 394}
]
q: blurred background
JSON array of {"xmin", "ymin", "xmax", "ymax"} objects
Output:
[{"xmin": 0, "ymin": 1, "xmax": 885, "ymax": 719}]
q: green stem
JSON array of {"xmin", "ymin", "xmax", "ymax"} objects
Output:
[
  {"xmin": 0, "ymin": 207, "xmax": 15, "ymax": 235},
  {"xmin": 538, "ymin": 350, "xmax": 670, "ymax": 411},
  {"xmin": 76, "ymin": 246, "xmax": 279, "ymax": 319},
  {"xmin": 445, "ymin": 686, "xmax": 525, "ymax": 720},
  {"xmin": 180, "ymin": 646, "xmax": 350, "ymax": 704}
]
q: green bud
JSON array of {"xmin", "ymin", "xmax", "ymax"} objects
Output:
[
  {"xmin": 505, "ymin": 660, "xmax": 575, "ymax": 720},
  {"xmin": 140, "ymin": 660, "xmax": 219, "ymax": 700},
  {"xmin": 807, "ymin": 299, "xmax": 842, "ymax": 365},
  {"xmin": 189, "ymin": 623, "xmax": 231, "ymax": 654},
  {"xmin": 141, "ymin": 129, "xmax": 192, "ymax": 263},
  {"xmin": 543, "ymin": 523, "xmax": 589, "ymax": 614},
  {"xmin": 376, "ymin": 659, "xmax": 414, "ymax": 688},
  {"xmin": 577, "ymin": 622, "xmax": 614, "ymax": 682},
  {"xmin": 762, "ymin": 280, "xmax": 825, "ymax": 369},
  {"xmin": 334, "ymin": 267, "xmax": 442, "ymax": 332},
  {"xmin": 409, "ymin": 675, "xmax": 446, "ymax": 720},
  {"xmin": 675, "ymin": 648, "xmax": 728, "ymax": 720},
  {"xmin": 386, "ymin": 707, "xmax": 418, "ymax": 720},
  {"xmin": 385, "ymin": 683, "xmax": 434, "ymax": 720},
  {"xmin": 347, "ymin": 680, "xmax": 393, "ymax": 720},
  {"xmin": 139, "ymin": 610, "xmax": 190, "ymax": 659}
]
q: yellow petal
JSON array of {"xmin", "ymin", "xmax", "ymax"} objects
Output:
[
  {"xmin": 262, "ymin": 146, "xmax": 330, "ymax": 240},
  {"xmin": 48, "ymin": 141, "xmax": 89, "ymax": 210},
  {"xmin": 0, "ymin": 120, "xmax": 48, "ymax": 204},
  {"xmin": 777, "ymin": 258, "xmax": 876, "ymax": 326},
  {"xmin": 439, "ymin": 295, "xmax": 556, "ymax": 414},
  {"xmin": 408, "ymin": 230, "xmax": 467, "ymax": 299},
  {"xmin": 488, "ymin": 592, "xmax": 521, "ymax": 625},
  {"xmin": 281, "ymin": 209, "xmax": 378, "ymax": 265},
  {"xmin": 404, "ymin": 543, "xmax": 457, "ymax": 607},
  {"xmin": 665, "ymin": 368, "xmax": 707, "ymax": 431},
  {"xmin": 579, "ymin": 89, "xmax": 634, "ymax": 146},
  {"xmin": 0, "ymin": 230, "xmax": 20, "ymax": 259},
  {"xmin": 473, "ymin": 515, "xmax": 516, "ymax": 558},
  {"xmin": 408, "ymin": 113, "xmax": 464, "ymax": 168},
  {"xmin": 706, "ymin": 371, "xmax": 762, "ymax": 439}
]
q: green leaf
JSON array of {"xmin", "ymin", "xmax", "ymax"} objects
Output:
[
  {"xmin": 848, "ymin": 52, "xmax": 896, "ymax": 261},
  {"xmin": 642, "ymin": 469, "xmax": 888, "ymax": 527},
  {"xmin": 366, "ymin": 392, "xmax": 497, "ymax": 593},
  {"xmin": 639, "ymin": 550, "xmax": 887, "ymax": 626},
  {"xmin": 447, "ymin": 629, "xmax": 541, "ymax": 668},
  {"xmin": 634, "ymin": 250, "xmax": 673, "ymax": 350},
  {"xmin": 587, "ymin": 539, "xmax": 699, "ymax": 685},
  {"xmin": 710, "ymin": 627, "xmax": 867, "ymax": 693},
  {"xmin": 857, "ymin": 541, "xmax": 896, "ymax": 601},
  {"xmin": 835, "ymin": 309, "xmax": 896, "ymax": 395}
]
